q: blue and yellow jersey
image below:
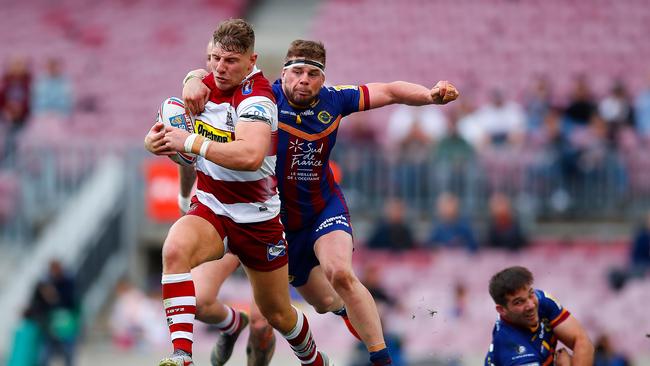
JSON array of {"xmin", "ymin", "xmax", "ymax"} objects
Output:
[
  {"xmin": 485, "ymin": 289, "xmax": 571, "ymax": 366},
  {"xmin": 272, "ymin": 80, "xmax": 369, "ymax": 231}
]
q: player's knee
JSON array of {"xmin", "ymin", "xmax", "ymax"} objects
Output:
[
  {"xmin": 328, "ymin": 267, "xmax": 357, "ymax": 292},
  {"xmin": 311, "ymin": 295, "xmax": 337, "ymax": 314},
  {"xmin": 249, "ymin": 316, "xmax": 272, "ymax": 337},
  {"xmin": 161, "ymin": 241, "xmax": 188, "ymax": 270},
  {"xmin": 259, "ymin": 308, "xmax": 290, "ymax": 331}
]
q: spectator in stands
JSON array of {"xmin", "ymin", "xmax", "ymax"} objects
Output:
[
  {"xmin": 609, "ymin": 211, "xmax": 650, "ymax": 291},
  {"xmin": 599, "ymin": 80, "xmax": 634, "ymax": 146},
  {"xmin": 564, "ymin": 74, "xmax": 596, "ymax": 128},
  {"xmin": 1, "ymin": 55, "xmax": 32, "ymax": 158},
  {"xmin": 593, "ymin": 334, "xmax": 631, "ymax": 366},
  {"xmin": 35, "ymin": 260, "xmax": 79, "ymax": 366},
  {"xmin": 386, "ymin": 105, "xmax": 447, "ymax": 199},
  {"xmin": 455, "ymin": 97, "xmax": 483, "ymax": 149},
  {"xmin": 471, "ymin": 89, "xmax": 526, "ymax": 148},
  {"xmin": 527, "ymin": 107, "xmax": 579, "ymax": 208},
  {"xmin": 484, "ymin": 192, "xmax": 528, "ymax": 251},
  {"xmin": 426, "ymin": 192, "xmax": 477, "ymax": 253},
  {"xmin": 634, "ymin": 73, "xmax": 650, "ymax": 137},
  {"xmin": 32, "ymin": 58, "xmax": 73, "ymax": 118},
  {"xmin": 109, "ymin": 278, "xmax": 149, "ymax": 350},
  {"xmin": 366, "ymin": 197, "xmax": 416, "ymax": 251},
  {"xmin": 432, "ymin": 115, "xmax": 478, "ymax": 204},
  {"xmin": 599, "ymin": 80, "xmax": 634, "ymax": 127},
  {"xmin": 6, "ymin": 307, "xmax": 42, "ymax": 366},
  {"xmin": 571, "ymin": 114, "xmax": 628, "ymax": 199},
  {"xmin": 524, "ymin": 76, "xmax": 552, "ymax": 132}
]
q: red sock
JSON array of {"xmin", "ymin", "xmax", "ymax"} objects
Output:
[
  {"xmin": 214, "ymin": 305, "xmax": 243, "ymax": 335},
  {"xmin": 161, "ymin": 273, "xmax": 196, "ymax": 355},
  {"xmin": 282, "ymin": 307, "xmax": 324, "ymax": 365}
]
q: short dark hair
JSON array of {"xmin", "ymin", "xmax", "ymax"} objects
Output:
[
  {"xmin": 285, "ymin": 40, "xmax": 326, "ymax": 66},
  {"xmin": 489, "ymin": 266, "xmax": 534, "ymax": 306},
  {"xmin": 213, "ymin": 18, "xmax": 255, "ymax": 53}
]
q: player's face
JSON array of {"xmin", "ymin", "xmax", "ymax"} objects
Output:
[
  {"xmin": 208, "ymin": 43, "xmax": 257, "ymax": 91},
  {"xmin": 498, "ymin": 286, "xmax": 539, "ymax": 328},
  {"xmin": 281, "ymin": 62, "xmax": 325, "ymax": 106}
]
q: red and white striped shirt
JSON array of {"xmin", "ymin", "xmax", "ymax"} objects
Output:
[{"xmin": 195, "ymin": 68, "xmax": 280, "ymax": 223}]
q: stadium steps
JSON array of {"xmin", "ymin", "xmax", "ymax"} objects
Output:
[{"xmin": 247, "ymin": 0, "xmax": 322, "ymax": 78}]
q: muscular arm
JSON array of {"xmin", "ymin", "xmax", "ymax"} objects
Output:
[
  {"xmin": 366, "ymin": 80, "xmax": 459, "ymax": 109},
  {"xmin": 163, "ymin": 120, "xmax": 271, "ymax": 171},
  {"xmin": 202, "ymin": 120, "xmax": 271, "ymax": 171},
  {"xmin": 553, "ymin": 316, "xmax": 594, "ymax": 366}
]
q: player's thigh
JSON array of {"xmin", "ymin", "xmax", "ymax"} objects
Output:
[
  {"xmin": 244, "ymin": 265, "xmax": 292, "ymax": 318},
  {"xmin": 314, "ymin": 230, "xmax": 354, "ymax": 272},
  {"xmin": 164, "ymin": 214, "xmax": 225, "ymax": 267},
  {"xmin": 295, "ymin": 266, "xmax": 340, "ymax": 313},
  {"xmin": 192, "ymin": 253, "xmax": 240, "ymax": 302}
]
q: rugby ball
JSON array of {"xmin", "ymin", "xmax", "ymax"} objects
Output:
[{"xmin": 157, "ymin": 97, "xmax": 197, "ymax": 166}]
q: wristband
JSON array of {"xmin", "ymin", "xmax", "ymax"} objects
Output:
[
  {"xmin": 182, "ymin": 72, "xmax": 202, "ymax": 86},
  {"xmin": 183, "ymin": 134, "xmax": 199, "ymax": 153},
  {"xmin": 178, "ymin": 194, "xmax": 191, "ymax": 214},
  {"xmin": 199, "ymin": 139, "xmax": 211, "ymax": 158}
]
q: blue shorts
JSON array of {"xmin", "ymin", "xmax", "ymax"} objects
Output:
[{"xmin": 286, "ymin": 196, "xmax": 353, "ymax": 287}]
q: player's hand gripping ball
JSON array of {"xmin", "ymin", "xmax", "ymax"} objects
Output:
[{"xmin": 157, "ymin": 97, "xmax": 197, "ymax": 166}]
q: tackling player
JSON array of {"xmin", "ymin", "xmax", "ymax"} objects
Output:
[
  {"xmin": 485, "ymin": 266, "xmax": 594, "ymax": 366},
  {"xmin": 182, "ymin": 39, "xmax": 458, "ymax": 366},
  {"xmin": 145, "ymin": 21, "xmax": 331, "ymax": 366}
]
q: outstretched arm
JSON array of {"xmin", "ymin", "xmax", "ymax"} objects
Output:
[
  {"xmin": 366, "ymin": 80, "xmax": 459, "ymax": 109},
  {"xmin": 553, "ymin": 315, "xmax": 594, "ymax": 366}
]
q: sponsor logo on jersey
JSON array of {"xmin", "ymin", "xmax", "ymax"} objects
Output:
[
  {"xmin": 242, "ymin": 80, "xmax": 254, "ymax": 95},
  {"xmin": 267, "ymin": 240, "xmax": 287, "ymax": 261},
  {"xmin": 194, "ymin": 119, "xmax": 232, "ymax": 143},
  {"xmin": 226, "ymin": 110, "xmax": 234, "ymax": 130},
  {"xmin": 280, "ymin": 109, "xmax": 297, "ymax": 116},
  {"xmin": 517, "ymin": 346, "xmax": 526, "ymax": 354},
  {"xmin": 288, "ymin": 275, "xmax": 295, "ymax": 284},
  {"xmin": 315, "ymin": 214, "xmax": 349, "ymax": 233},
  {"xmin": 240, "ymin": 104, "xmax": 272, "ymax": 123},
  {"xmin": 318, "ymin": 110, "xmax": 333, "ymax": 124}
]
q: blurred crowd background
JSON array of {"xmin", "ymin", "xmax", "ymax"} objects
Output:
[{"xmin": 0, "ymin": 0, "xmax": 649, "ymax": 365}]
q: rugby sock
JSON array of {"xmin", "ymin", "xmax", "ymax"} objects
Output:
[
  {"xmin": 214, "ymin": 305, "xmax": 245, "ymax": 335},
  {"xmin": 162, "ymin": 273, "xmax": 196, "ymax": 355},
  {"xmin": 369, "ymin": 344, "xmax": 392, "ymax": 365},
  {"xmin": 332, "ymin": 306, "xmax": 362, "ymax": 340},
  {"xmin": 283, "ymin": 306, "xmax": 324, "ymax": 365}
]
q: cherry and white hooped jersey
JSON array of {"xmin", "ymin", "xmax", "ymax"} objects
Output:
[{"xmin": 195, "ymin": 69, "xmax": 279, "ymax": 223}]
